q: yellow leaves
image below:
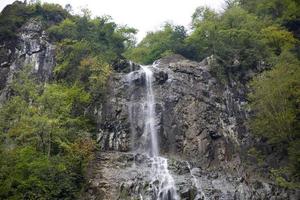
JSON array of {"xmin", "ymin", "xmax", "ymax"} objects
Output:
[
  {"xmin": 57, "ymin": 163, "xmax": 67, "ymax": 172},
  {"xmin": 71, "ymin": 137, "xmax": 95, "ymax": 161},
  {"xmin": 80, "ymin": 56, "xmax": 95, "ymax": 67},
  {"xmin": 8, "ymin": 120, "xmax": 34, "ymax": 139},
  {"xmin": 79, "ymin": 56, "xmax": 112, "ymax": 91},
  {"xmin": 261, "ymin": 25, "xmax": 297, "ymax": 53}
]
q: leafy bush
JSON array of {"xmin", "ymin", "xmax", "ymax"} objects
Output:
[
  {"xmin": 0, "ymin": 1, "xmax": 69, "ymax": 41},
  {"xmin": 125, "ymin": 23, "xmax": 187, "ymax": 64},
  {"xmin": 0, "ymin": 67, "xmax": 95, "ymax": 199},
  {"xmin": 248, "ymin": 51, "xmax": 300, "ymax": 187}
]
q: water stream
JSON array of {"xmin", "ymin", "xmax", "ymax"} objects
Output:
[
  {"xmin": 186, "ymin": 162, "xmax": 207, "ymax": 200},
  {"xmin": 140, "ymin": 65, "xmax": 159, "ymax": 157},
  {"xmin": 128, "ymin": 64, "xmax": 179, "ymax": 200}
]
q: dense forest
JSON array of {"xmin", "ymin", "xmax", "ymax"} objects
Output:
[{"xmin": 0, "ymin": 0, "xmax": 299, "ymax": 199}]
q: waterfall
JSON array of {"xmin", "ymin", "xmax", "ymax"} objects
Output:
[
  {"xmin": 127, "ymin": 64, "xmax": 179, "ymax": 200},
  {"xmin": 140, "ymin": 65, "xmax": 159, "ymax": 156},
  {"xmin": 186, "ymin": 162, "xmax": 207, "ymax": 200},
  {"xmin": 151, "ymin": 156, "xmax": 179, "ymax": 200}
]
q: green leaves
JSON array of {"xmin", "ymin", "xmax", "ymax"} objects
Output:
[
  {"xmin": 0, "ymin": 1, "xmax": 69, "ymax": 41},
  {"xmin": 261, "ymin": 25, "xmax": 298, "ymax": 55},
  {"xmin": 0, "ymin": 67, "xmax": 94, "ymax": 199},
  {"xmin": 47, "ymin": 18, "xmax": 78, "ymax": 40},
  {"xmin": 50, "ymin": 14, "xmax": 135, "ymax": 98},
  {"xmin": 188, "ymin": 6, "xmax": 267, "ymax": 70},
  {"xmin": 0, "ymin": 3, "xmax": 137, "ymax": 199},
  {"xmin": 125, "ymin": 23, "xmax": 187, "ymax": 64},
  {"xmin": 232, "ymin": 3, "xmax": 300, "ymax": 182},
  {"xmin": 248, "ymin": 51, "xmax": 300, "ymax": 186},
  {"xmin": 48, "ymin": 14, "xmax": 135, "ymax": 58},
  {"xmin": 80, "ymin": 56, "xmax": 112, "ymax": 96},
  {"xmin": 240, "ymin": 0, "xmax": 300, "ymax": 25},
  {"xmin": 0, "ymin": 146, "xmax": 84, "ymax": 199},
  {"xmin": 249, "ymin": 51, "xmax": 300, "ymax": 144}
]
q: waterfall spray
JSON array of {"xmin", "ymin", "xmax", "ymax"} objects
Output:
[{"xmin": 127, "ymin": 64, "xmax": 179, "ymax": 200}]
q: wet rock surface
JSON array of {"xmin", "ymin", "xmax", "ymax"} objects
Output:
[
  {"xmin": 93, "ymin": 54, "xmax": 299, "ymax": 199},
  {"xmin": 81, "ymin": 152, "xmax": 299, "ymax": 200},
  {"xmin": 1, "ymin": 21, "xmax": 298, "ymax": 198},
  {"xmin": 98, "ymin": 54, "xmax": 249, "ymax": 167}
]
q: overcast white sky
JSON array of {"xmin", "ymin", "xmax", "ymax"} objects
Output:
[{"xmin": 0, "ymin": 0, "xmax": 225, "ymax": 41}]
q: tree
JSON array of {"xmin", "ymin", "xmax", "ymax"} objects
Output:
[
  {"xmin": 249, "ymin": 51, "xmax": 300, "ymax": 144},
  {"xmin": 187, "ymin": 6, "xmax": 267, "ymax": 74},
  {"xmin": 0, "ymin": 66, "xmax": 94, "ymax": 199},
  {"xmin": 248, "ymin": 51, "xmax": 300, "ymax": 187},
  {"xmin": 125, "ymin": 23, "xmax": 187, "ymax": 64},
  {"xmin": 261, "ymin": 25, "xmax": 297, "ymax": 55},
  {"xmin": 239, "ymin": 0, "xmax": 300, "ymax": 33}
]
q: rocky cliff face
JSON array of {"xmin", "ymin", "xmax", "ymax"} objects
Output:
[
  {"xmin": 98, "ymin": 54, "xmax": 250, "ymax": 167},
  {"xmin": 0, "ymin": 20, "xmax": 298, "ymax": 199},
  {"xmin": 82, "ymin": 151, "xmax": 300, "ymax": 200},
  {"xmin": 0, "ymin": 19, "xmax": 55, "ymax": 102},
  {"xmin": 85, "ymin": 54, "xmax": 299, "ymax": 199}
]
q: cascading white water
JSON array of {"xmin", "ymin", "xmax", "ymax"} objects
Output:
[
  {"xmin": 128, "ymin": 64, "xmax": 179, "ymax": 200},
  {"xmin": 186, "ymin": 162, "xmax": 207, "ymax": 200},
  {"xmin": 140, "ymin": 65, "xmax": 179, "ymax": 200},
  {"xmin": 151, "ymin": 156, "xmax": 179, "ymax": 200},
  {"xmin": 140, "ymin": 65, "xmax": 159, "ymax": 156}
]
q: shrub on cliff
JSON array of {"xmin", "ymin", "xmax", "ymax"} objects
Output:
[
  {"xmin": 248, "ymin": 51, "xmax": 300, "ymax": 188},
  {"xmin": 125, "ymin": 23, "xmax": 187, "ymax": 64},
  {"xmin": 0, "ymin": 1, "xmax": 69, "ymax": 41},
  {"xmin": 0, "ymin": 66, "xmax": 95, "ymax": 199}
]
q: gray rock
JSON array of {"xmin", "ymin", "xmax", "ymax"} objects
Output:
[
  {"xmin": 89, "ymin": 54, "xmax": 299, "ymax": 199},
  {"xmin": 0, "ymin": 19, "xmax": 55, "ymax": 103},
  {"xmin": 98, "ymin": 54, "xmax": 249, "ymax": 167}
]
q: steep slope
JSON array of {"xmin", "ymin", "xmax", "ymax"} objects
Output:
[
  {"xmin": 82, "ymin": 55, "xmax": 299, "ymax": 199},
  {"xmin": 0, "ymin": 19, "xmax": 55, "ymax": 102},
  {"xmin": 98, "ymin": 55, "xmax": 249, "ymax": 167},
  {"xmin": 0, "ymin": 2, "xmax": 299, "ymax": 199}
]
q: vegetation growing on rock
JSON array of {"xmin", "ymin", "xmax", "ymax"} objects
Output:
[
  {"xmin": 0, "ymin": 0, "xmax": 299, "ymax": 198},
  {"xmin": 125, "ymin": 0, "xmax": 300, "ymax": 189},
  {"xmin": 0, "ymin": 1, "xmax": 135, "ymax": 199}
]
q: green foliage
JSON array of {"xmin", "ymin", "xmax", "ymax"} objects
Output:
[
  {"xmin": 249, "ymin": 51, "xmax": 300, "ymax": 144},
  {"xmin": 239, "ymin": 0, "xmax": 300, "ymax": 26},
  {"xmin": 0, "ymin": 1, "xmax": 69, "ymax": 41},
  {"xmin": 125, "ymin": 23, "xmax": 187, "ymax": 64},
  {"xmin": 271, "ymin": 167, "xmax": 300, "ymax": 189},
  {"xmin": 187, "ymin": 7, "xmax": 220, "ymax": 61},
  {"xmin": 54, "ymin": 39, "xmax": 112, "ymax": 97},
  {"xmin": 47, "ymin": 18, "xmax": 78, "ymax": 40},
  {"xmin": 0, "ymin": 146, "xmax": 82, "ymax": 199},
  {"xmin": 0, "ymin": 140, "xmax": 95, "ymax": 199},
  {"xmin": 48, "ymin": 16, "xmax": 136, "ymax": 55},
  {"xmin": 0, "ymin": 4, "xmax": 137, "ymax": 197},
  {"xmin": 0, "ymin": 1, "xmax": 29, "ymax": 40},
  {"xmin": 188, "ymin": 6, "xmax": 267, "ymax": 71},
  {"xmin": 49, "ymin": 15, "xmax": 135, "ymax": 96},
  {"xmin": 187, "ymin": 3, "xmax": 300, "ymax": 186},
  {"xmin": 237, "ymin": 1, "xmax": 300, "ymax": 185},
  {"xmin": 261, "ymin": 25, "xmax": 298, "ymax": 55},
  {"xmin": 247, "ymin": 147, "xmax": 265, "ymax": 166},
  {"xmin": 0, "ymin": 67, "xmax": 95, "ymax": 199},
  {"xmin": 248, "ymin": 51, "xmax": 300, "ymax": 185},
  {"xmin": 79, "ymin": 56, "xmax": 112, "ymax": 96}
]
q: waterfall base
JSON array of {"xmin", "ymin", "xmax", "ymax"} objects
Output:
[{"xmin": 80, "ymin": 151, "xmax": 290, "ymax": 200}]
